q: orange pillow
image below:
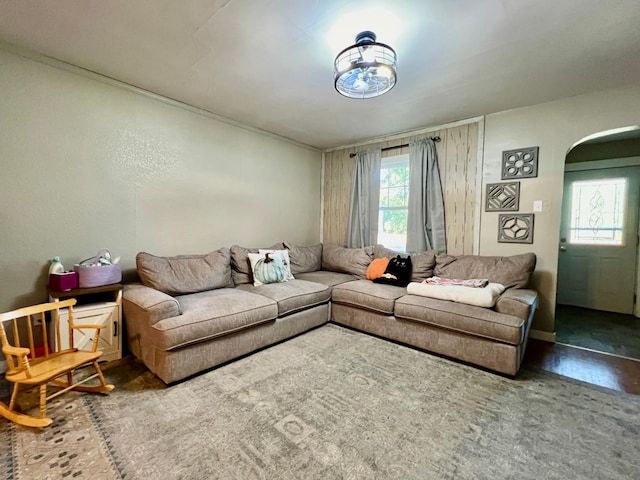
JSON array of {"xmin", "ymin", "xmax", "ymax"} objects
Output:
[{"xmin": 366, "ymin": 257, "xmax": 390, "ymax": 280}]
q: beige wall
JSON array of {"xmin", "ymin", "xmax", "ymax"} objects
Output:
[
  {"xmin": 481, "ymin": 83, "xmax": 640, "ymax": 333},
  {"xmin": 323, "ymin": 122, "xmax": 480, "ymax": 255},
  {"xmin": 3, "ymin": 43, "xmax": 639, "ymax": 338},
  {"xmin": 0, "ymin": 49, "xmax": 322, "ymax": 312}
]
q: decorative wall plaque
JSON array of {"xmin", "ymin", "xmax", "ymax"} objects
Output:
[
  {"xmin": 498, "ymin": 213, "xmax": 534, "ymax": 243},
  {"xmin": 486, "ymin": 181, "xmax": 520, "ymax": 211},
  {"xmin": 501, "ymin": 146, "xmax": 538, "ymax": 179}
]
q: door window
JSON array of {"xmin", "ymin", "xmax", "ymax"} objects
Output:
[{"xmin": 569, "ymin": 178, "xmax": 627, "ymax": 245}]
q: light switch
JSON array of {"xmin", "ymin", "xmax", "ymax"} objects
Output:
[{"xmin": 533, "ymin": 200, "xmax": 543, "ymax": 212}]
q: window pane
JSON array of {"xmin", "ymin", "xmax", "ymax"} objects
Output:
[
  {"xmin": 380, "ymin": 169, "xmax": 390, "ymax": 188},
  {"xmin": 380, "ymin": 189, "xmax": 390, "ymax": 208},
  {"xmin": 378, "ymin": 209, "xmax": 408, "ymax": 251},
  {"xmin": 388, "ymin": 165, "xmax": 408, "ymax": 186},
  {"xmin": 377, "ymin": 156, "xmax": 409, "ymax": 251},
  {"xmin": 388, "ymin": 187, "xmax": 406, "ymax": 207},
  {"xmin": 569, "ymin": 178, "xmax": 626, "ymax": 245}
]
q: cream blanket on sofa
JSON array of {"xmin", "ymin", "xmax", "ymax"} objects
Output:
[{"xmin": 406, "ymin": 281, "xmax": 505, "ymax": 308}]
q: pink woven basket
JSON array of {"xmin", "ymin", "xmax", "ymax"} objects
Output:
[
  {"xmin": 74, "ymin": 263, "xmax": 121, "ymax": 288},
  {"xmin": 74, "ymin": 249, "xmax": 122, "ymax": 288}
]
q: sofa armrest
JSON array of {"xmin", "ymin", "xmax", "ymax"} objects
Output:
[
  {"xmin": 494, "ymin": 288, "xmax": 538, "ymax": 322},
  {"xmin": 123, "ymin": 283, "xmax": 182, "ymax": 325}
]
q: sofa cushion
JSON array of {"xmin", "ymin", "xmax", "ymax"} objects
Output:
[
  {"xmin": 373, "ymin": 244, "xmax": 398, "ymax": 258},
  {"xmin": 409, "ymin": 251, "xmax": 437, "ymax": 282},
  {"xmin": 294, "ymin": 271, "xmax": 358, "ymax": 288},
  {"xmin": 230, "ymin": 243, "xmax": 284, "ymax": 285},
  {"xmin": 332, "ymin": 279, "xmax": 407, "ymax": 315},
  {"xmin": 284, "ymin": 242, "xmax": 322, "ymax": 275},
  {"xmin": 322, "ymin": 244, "xmax": 374, "ymax": 279},
  {"xmin": 236, "ymin": 279, "xmax": 330, "ymax": 317},
  {"xmin": 434, "ymin": 253, "xmax": 536, "ymax": 289},
  {"xmin": 394, "ymin": 294, "xmax": 525, "ymax": 345},
  {"xmin": 136, "ymin": 248, "xmax": 233, "ymax": 296},
  {"xmin": 149, "ymin": 288, "xmax": 278, "ymax": 351},
  {"xmin": 373, "ymin": 244, "xmax": 436, "ymax": 282}
]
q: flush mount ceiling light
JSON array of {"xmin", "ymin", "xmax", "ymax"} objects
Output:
[{"xmin": 334, "ymin": 31, "xmax": 397, "ymax": 99}]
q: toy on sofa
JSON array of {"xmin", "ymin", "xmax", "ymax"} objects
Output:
[{"xmin": 373, "ymin": 255, "xmax": 413, "ymax": 287}]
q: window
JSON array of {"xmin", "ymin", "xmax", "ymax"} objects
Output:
[
  {"xmin": 569, "ymin": 178, "xmax": 627, "ymax": 245},
  {"xmin": 377, "ymin": 154, "xmax": 409, "ymax": 251}
]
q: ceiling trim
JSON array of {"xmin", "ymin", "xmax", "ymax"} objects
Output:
[
  {"xmin": 323, "ymin": 115, "xmax": 485, "ymax": 153},
  {"xmin": 0, "ymin": 40, "xmax": 321, "ymax": 153},
  {"xmin": 564, "ymin": 156, "xmax": 640, "ymax": 172}
]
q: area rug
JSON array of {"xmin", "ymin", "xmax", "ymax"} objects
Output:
[{"xmin": 2, "ymin": 324, "xmax": 639, "ymax": 479}]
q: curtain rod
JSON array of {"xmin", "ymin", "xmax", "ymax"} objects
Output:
[{"xmin": 349, "ymin": 136, "xmax": 441, "ymax": 158}]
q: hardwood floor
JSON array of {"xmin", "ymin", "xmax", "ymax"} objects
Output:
[
  {"xmin": 524, "ymin": 338, "xmax": 640, "ymax": 396},
  {"xmin": 555, "ymin": 304, "xmax": 640, "ymax": 359}
]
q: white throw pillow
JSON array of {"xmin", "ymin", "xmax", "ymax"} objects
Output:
[
  {"xmin": 406, "ymin": 281, "xmax": 506, "ymax": 308},
  {"xmin": 248, "ymin": 252, "xmax": 288, "ymax": 287},
  {"xmin": 259, "ymin": 249, "xmax": 294, "ymax": 281}
]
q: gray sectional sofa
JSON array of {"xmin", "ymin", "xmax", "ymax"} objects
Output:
[{"xmin": 122, "ymin": 242, "xmax": 537, "ymax": 383}]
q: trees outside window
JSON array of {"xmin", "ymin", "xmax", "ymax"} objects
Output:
[{"xmin": 378, "ymin": 155, "xmax": 409, "ymax": 251}]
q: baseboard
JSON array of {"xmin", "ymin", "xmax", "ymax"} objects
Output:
[
  {"xmin": 529, "ymin": 329, "xmax": 556, "ymax": 342},
  {"xmin": 0, "ymin": 360, "xmax": 7, "ymax": 374}
]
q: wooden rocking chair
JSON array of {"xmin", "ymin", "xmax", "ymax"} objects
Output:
[{"xmin": 0, "ymin": 298, "xmax": 114, "ymax": 428}]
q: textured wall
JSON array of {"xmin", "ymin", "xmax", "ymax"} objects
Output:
[
  {"xmin": 482, "ymin": 83, "xmax": 640, "ymax": 333},
  {"xmin": 323, "ymin": 122, "xmax": 480, "ymax": 255},
  {"xmin": 0, "ymin": 49, "xmax": 322, "ymax": 312}
]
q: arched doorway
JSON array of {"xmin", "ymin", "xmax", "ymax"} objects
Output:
[{"xmin": 555, "ymin": 126, "xmax": 640, "ymax": 359}]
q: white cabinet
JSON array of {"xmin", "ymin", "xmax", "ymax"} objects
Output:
[
  {"xmin": 48, "ymin": 284, "xmax": 123, "ymax": 362},
  {"xmin": 56, "ymin": 301, "xmax": 122, "ymax": 362}
]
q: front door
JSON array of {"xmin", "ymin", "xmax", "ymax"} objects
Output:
[{"xmin": 557, "ymin": 166, "xmax": 640, "ymax": 314}]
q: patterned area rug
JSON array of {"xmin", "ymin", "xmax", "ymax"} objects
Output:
[{"xmin": 2, "ymin": 324, "xmax": 640, "ymax": 479}]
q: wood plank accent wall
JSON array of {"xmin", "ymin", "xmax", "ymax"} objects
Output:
[{"xmin": 323, "ymin": 122, "xmax": 480, "ymax": 254}]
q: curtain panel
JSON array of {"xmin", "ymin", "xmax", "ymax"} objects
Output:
[
  {"xmin": 347, "ymin": 149, "xmax": 382, "ymax": 248},
  {"xmin": 407, "ymin": 138, "xmax": 447, "ymax": 253}
]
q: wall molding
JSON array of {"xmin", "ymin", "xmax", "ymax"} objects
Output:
[
  {"xmin": 564, "ymin": 155, "xmax": 640, "ymax": 172},
  {"xmin": 320, "ymin": 151, "xmax": 326, "ymax": 242},
  {"xmin": 529, "ymin": 329, "xmax": 557, "ymax": 342},
  {"xmin": 0, "ymin": 40, "xmax": 320, "ymax": 154},
  {"xmin": 473, "ymin": 117, "xmax": 485, "ymax": 254},
  {"xmin": 323, "ymin": 116, "xmax": 485, "ymax": 154}
]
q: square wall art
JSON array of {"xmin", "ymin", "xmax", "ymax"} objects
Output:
[
  {"xmin": 498, "ymin": 213, "xmax": 534, "ymax": 243},
  {"xmin": 486, "ymin": 182, "xmax": 520, "ymax": 211},
  {"xmin": 501, "ymin": 147, "xmax": 538, "ymax": 179}
]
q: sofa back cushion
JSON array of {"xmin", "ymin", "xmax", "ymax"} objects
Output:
[
  {"xmin": 434, "ymin": 252, "xmax": 536, "ymax": 289},
  {"xmin": 283, "ymin": 242, "xmax": 323, "ymax": 275},
  {"xmin": 373, "ymin": 244, "xmax": 436, "ymax": 282},
  {"xmin": 230, "ymin": 243, "xmax": 284, "ymax": 285},
  {"xmin": 322, "ymin": 244, "xmax": 373, "ymax": 279},
  {"xmin": 137, "ymin": 248, "xmax": 233, "ymax": 295}
]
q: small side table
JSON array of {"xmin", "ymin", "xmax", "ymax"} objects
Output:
[{"xmin": 48, "ymin": 283, "xmax": 123, "ymax": 362}]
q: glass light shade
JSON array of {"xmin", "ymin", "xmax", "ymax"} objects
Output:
[{"xmin": 334, "ymin": 31, "xmax": 397, "ymax": 99}]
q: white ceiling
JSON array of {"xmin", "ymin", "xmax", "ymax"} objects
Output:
[{"xmin": 1, "ymin": 0, "xmax": 639, "ymax": 150}]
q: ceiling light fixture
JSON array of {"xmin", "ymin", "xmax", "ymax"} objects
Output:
[{"xmin": 334, "ymin": 31, "xmax": 397, "ymax": 99}]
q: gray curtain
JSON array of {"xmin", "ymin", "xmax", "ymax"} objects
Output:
[
  {"xmin": 407, "ymin": 138, "xmax": 446, "ymax": 252},
  {"xmin": 347, "ymin": 149, "xmax": 382, "ymax": 248}
]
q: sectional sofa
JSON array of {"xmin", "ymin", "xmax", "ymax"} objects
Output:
[{"xmin": 122, "ymin": 242, "xmax": 537, "ymax": 383}]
